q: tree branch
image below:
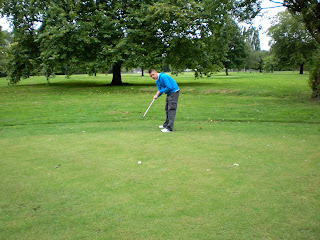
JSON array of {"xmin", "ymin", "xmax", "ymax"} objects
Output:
[
  {"xmin": 268, "ymin": 0, "xmax": 283, "ymax": 4},
  {"xmin": 261, "ymin": 0, "xmax": 284, "ymax": 10}
]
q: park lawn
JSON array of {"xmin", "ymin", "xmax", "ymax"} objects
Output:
[{"xmin": 0, "ymin": 72, "xmax": 319, "ymax": 240}]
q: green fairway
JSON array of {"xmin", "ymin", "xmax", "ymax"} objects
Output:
[{"xmin": 1, "ymin": 72, "xmax": 319, "ymax": 239}]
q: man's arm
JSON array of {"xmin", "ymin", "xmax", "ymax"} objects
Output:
[
  {"xmin": 157, "ymin": 74, "xmax": 175, "ymax": 94},
  {"xmin": 154, "ymin": 91, "xmax": 161, "ymax": 99},
  {"xmin": 154, "ymin": 80, "xmax": 163, "ymax": 99}
]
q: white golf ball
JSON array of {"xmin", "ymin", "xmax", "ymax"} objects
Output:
[{"xmin": 138, "ymin": 161, "xmax": 142, "ymax": 165}]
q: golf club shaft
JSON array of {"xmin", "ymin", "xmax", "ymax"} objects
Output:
[{"xmin": 143, "ymin": 98, "xmax": 155, "ymax": 117}]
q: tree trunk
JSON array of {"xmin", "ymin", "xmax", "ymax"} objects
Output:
[
  {"xmin": 314, "ymin": 70, "xmax": 320, "ymax": 102},
  {"xmin": 46, "ymin": 76, "xmax": 50, "ymax": 86},
  {"xmin": 141, "ymin": 67, "xmax": 144, "ymax": 76},
  {"xmin": 299, "ymin": 63, "xmax": 304, "ymax": 74},
  {"xmin": 225, "ymin": 68, "xmax": 229, "ymax": 76},
  {"xmin": 110, "ymin": 62, "xmax": 123, "ymax": 85}
]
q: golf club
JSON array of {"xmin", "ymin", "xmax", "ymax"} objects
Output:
[{"xmin": 142, "ymin": 98, "xmax": 155, "ymax": 118}]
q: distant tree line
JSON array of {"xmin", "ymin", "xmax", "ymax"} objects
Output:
[
  {"xmin": 0, "ymin": 0, "xmax": 261, "ymax": 84},
  {"xmin": 0, "ymin": 0, "xmax": 319, "ymax": 100}
]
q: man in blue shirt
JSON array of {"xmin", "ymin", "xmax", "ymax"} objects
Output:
[{"xmin": 149, "ymin": 69, "xmax": 180, "ymax": 133}]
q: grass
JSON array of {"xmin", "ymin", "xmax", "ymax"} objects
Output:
[{"xmin": 0, "ymin": 71, "xmax": 319, "ymax": 240}]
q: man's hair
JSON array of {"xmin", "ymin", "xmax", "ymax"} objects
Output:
[{"xmin": 148, "ymin": 69, "xmax": 157, "ymax": 74}]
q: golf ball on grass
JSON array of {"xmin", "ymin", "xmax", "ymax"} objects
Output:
[{"xmin": 138, "ymin": 161, "xmax": 142, "ymax": 165}]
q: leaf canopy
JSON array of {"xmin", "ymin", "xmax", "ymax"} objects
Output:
[{"xmin": 0, "ymin": 0, "xmax": 261, "ymax": 83}]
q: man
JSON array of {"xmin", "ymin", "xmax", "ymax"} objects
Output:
[{"xmin": 149, "ymin": 69, "xmax": 180, "ymax": 133}]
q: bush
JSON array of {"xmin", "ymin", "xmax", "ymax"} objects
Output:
[
  {"xmin": 0, "ymin": 72, "xmax": 7, "ymax": 77},
  {"xmin": 308, "ymin": 50, "xmax": 320, "ymax": 102}
]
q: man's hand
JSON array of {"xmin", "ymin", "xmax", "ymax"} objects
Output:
[{"xmin": 154, "ymin": 91, "xmax": 160, "ymax": 99}]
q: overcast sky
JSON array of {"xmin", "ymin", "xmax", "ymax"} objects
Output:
[
  {"xmin": 254, "ymin": 0, "xmax": 285, "ymax": 50},
  {"xmin": 0, "ymin": 0, "xmax": 285, "ymax": 51}
]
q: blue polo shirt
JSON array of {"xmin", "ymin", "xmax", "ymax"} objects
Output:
[{"xmin": 155, "ymin": 72, "xmax": 179, "ymax": 96}]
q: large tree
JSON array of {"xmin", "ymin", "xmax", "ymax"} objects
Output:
[
  {"xmin": 0, "ymin": 26, "xmax": 6, "ymax": 75},
  {"xmin": 282, "ymin": 0, "xmax": 320, "ymax": 101},
  {"xmin": 221, "ymin": 18, "xmax": 247, "ymax": 75},
  {"xmin": 0, "ymin": 0, "xmax": 261, "ymax": 85},
  {"xmin": 0, "ymin": 26, "xmax": 12, "ymax": 77},
  {"xmin": 268, "ymin": 10, "xmax": 317, "ymax": 74},
  {"xmin": 283, "ymin": 0, "xmax": 320, "ymax": 44},
  {"xmin": 242, "ymin": 27, "xmax": 265, "ymax": 72}
]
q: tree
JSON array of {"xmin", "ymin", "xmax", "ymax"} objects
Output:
[
  {"xmin": 308, "ymin": 49, "xmax": 320, "ymax": 100},
  {"xmin": 283, "ymin": 0, "xmax": 320, "ymax": 44},
  {"xmin": 0, "ymin": 0, "xmax": 261, "ymax": 84},
  {"xmin": 282, "ymin": 0, "xmax": 320, "ymax": 101},
  {"xmin": 242, "ymin": 27, "xmax": 266, "ymax": 72},
  {"xmin": 263, "ymin": 54, "xmax": 277, "ymax": 73},
  {"xmin": 0, "ymin": 26, "xmax": 6, "ymax": 76},
  {"xmin": 0, "ymin": 26, "xmax": 13, "ymax": 77},
  {"xmin": 243, "ymin": 26, "xmax": 260, "ymax": 51},
  {"xmin": 221, "ymin": 19, "xmax": 247, "ymax": 75},
  {"xmin": 268, "ymin": 10, "xmax": 317, "ymax": 74}
]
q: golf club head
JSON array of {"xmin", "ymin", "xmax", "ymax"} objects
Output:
[{"xmin": 141, "ymin": 115, "xmax": 145, "ymax": 118}]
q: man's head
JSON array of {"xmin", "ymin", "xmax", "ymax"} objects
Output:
[{"xmin": 149, "ymin": 69, "xmax": 158, "ymax": 80}]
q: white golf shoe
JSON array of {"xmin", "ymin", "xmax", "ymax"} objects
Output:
[
  {"xmin": 159, "ymin": 125, "xmax": 165, "ymax": 129},
  {"xmin": 161, "ymin": 128, "xmax": 172, "ymax": 133}
]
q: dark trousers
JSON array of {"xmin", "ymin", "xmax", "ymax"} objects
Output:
[{"xmin": 163, "ymin": 91, "xmax": 179, "ymax": 131}]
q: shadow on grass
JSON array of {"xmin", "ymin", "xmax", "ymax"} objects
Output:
[
  {"xmin": 49, "ymin": 81, "xmax": 108, "ymax": 88},
  {"xmin": 16, "ymin": 80, "xmax": 227, "ymax": 88},
  {"xmin": 15, "ymin": 81, "xmax": 108, "ymax": 88}
]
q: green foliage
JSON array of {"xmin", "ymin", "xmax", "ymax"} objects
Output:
[
  {"xmin": 268, "ymin": 10, "xmax": 318, "ymax": 73},
  {"xmin": 282, "ymin": 0, "xmax": 320, "ymax": 101},
  {"xmin": 0, "ymin": 26, "xmax": 5, "ymax": 75},
  {"xmin": 262, "ymin": 54, "xmax": 277, "ymax": 73},
  {"xmin": 243, "ymin": 26, "xmax": 260, "ymax": 51},
  {"xmin": 308, "ymin": 50, "xmax": 320, "ymax": 101},
  {"xmin": 284, "ymin": 0, "xmax": 320, "ymax": 44},
  {"xmin": 1, "ymin": 0, "xmax": 261, "ymax": 84},
  {"xmin": 221, "ymin": 18, "xmax": 248, "ymax": 75},
  {"xmin": 0, "ymin": 26, "xmax": 12, "ymax": 76},
  {"xmin": 7, "ymin": 32, "xmax": 41, "ymax": 84},
  {"xmin": 242, "ymin": 27, "xmax": 267, "ymax": 72}
]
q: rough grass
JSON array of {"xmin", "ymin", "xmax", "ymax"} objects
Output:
[{"xmin": 0, "ymin": 72, "xmax": 319, "ymax": 240}]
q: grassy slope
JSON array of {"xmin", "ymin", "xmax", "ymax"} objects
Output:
[{"xmin": 0, "ymin": 72, "xmax": 319, "ymax": 240}]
